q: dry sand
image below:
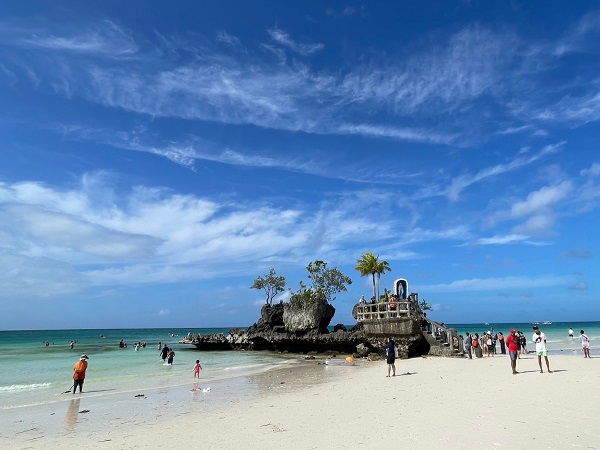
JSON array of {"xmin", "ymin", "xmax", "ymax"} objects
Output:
[{"xmin": 8, "ymin": 353, "xmax": 600, "ymax": 449}]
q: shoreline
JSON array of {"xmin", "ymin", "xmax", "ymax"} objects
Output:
[{"xmin": 7, "ymin": 353, "xmax": 600, "ymax": 449}]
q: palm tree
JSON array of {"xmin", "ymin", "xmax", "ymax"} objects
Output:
[
  {"xmin": 355, "ymin": 252, "xmax": 391, "ymax": 301},
  {"xmin": 375, "ymin": 259, "xmax": 391, "ymax": 300}
]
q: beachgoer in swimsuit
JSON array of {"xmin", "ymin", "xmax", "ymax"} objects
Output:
[
  {"xmin": 194, "ymin": 360, "xmax": 202, "ymax": 378},
  {"xmin": 167, "ymin": 349, "xmax": 175, "ymax": 365}
]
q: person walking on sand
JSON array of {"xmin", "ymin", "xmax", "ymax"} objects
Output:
[
  {"xmin": 194, "ymin": 360, "xmax": 202, "ymax": 378},
  {"xmin": 532, "ymin": 326, "xmax": 552, "ymax": 373},
  {"xmin": 464, "ymin": 332, "xmax": 472, "ymax": 359},
  {"xmin": 72, "ymin": 354, "xmax": 88, "ymax": 394},
  {"xmin": 167, "ymin": 348, "xmax": 175, "ymax": 365},
  {"xmin": 384, "ymin": 338, "xmax": 396, "ymax": 377},
  {"xmin": 579, "ymin": 330, "xmax": 591, "ymax": 358},
  {"xmin": 506, "ymin": 329, "xmax": 519, "ymax": 375}
]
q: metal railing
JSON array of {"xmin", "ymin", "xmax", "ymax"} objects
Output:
[{"xmin": 355, "ymin": 301, "xmax": 416, "ymax": 321}]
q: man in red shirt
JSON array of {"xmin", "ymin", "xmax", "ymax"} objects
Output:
[{"xmin": 505, "ymin": 329, "xmax": 519, "ymax": 375}]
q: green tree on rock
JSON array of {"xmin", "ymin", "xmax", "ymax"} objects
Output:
[
  {"xmin": 250, "ymin": 268, "xmax": 286, "ymax": 306},
  {"xmin": 290, "ymin": 260, "xmax": 353, "ymax": 307},
  {"xmin": 355, "ymin": 251, "xmax": 391, "ymax": 301}
]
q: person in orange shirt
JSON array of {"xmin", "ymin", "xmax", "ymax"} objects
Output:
[{"xmin": 73, "ymin": 354, "xmax": 89, "ymax": 394}]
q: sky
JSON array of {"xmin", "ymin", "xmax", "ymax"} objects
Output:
[{"xmin": 0, "ymin": 1, "xmax": 599, "ymax": 330}]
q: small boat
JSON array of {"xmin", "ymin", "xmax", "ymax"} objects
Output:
[{"xmin": 542, "ymin": 321, "xmax": 552, "ymax": 325}]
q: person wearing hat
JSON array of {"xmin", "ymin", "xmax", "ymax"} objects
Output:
[
  {"xmin": 532, "ymin": 326, "xmax": 552, "ymax": 373},
  {"xmin": 72, "ymin": 354, "xmax": 89, "ymax": 394},
  {"xmin": 505, "ymin": 329, "xmax": 520, "ymax": 374}
]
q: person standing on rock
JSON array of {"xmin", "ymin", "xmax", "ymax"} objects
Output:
[{"xmin": 384, "ymin": 338, "xmax": 396, "ymax": 377}]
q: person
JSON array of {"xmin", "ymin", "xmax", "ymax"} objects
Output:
[
  {"xmin": 498, "ymin": 332, "xmax": 506, "ymax": 354},
  {"xmin": 486, "ymin": 332, "xmax": 494, "ymax": 357},
  {"xmin": 167, "ymin": 348, "xmax": 175, "ymax": 365},
  {"xmin": 464, "ymin": 332, "xmax": 472, "ymax": 359},
  {"xmin": 194, "ymin": 359, "xmax": 202, "ymax": 378},
  {"xmin": 72, "ymin": 354, "xmax": 88, "ymax": 394},
  {"xmin": 69, "ymin": 340, "xmax": 74, "ymax": 349},
  {"xmin": 506, "ymin": 329, "xmax": 519, "ymax": 374},
  {"xmin": 119, "ymin": 339, "xmax": 125, "ymax": 348},
  {"xmin": 569, "ymin": 328, "xmax": 574, "ymax": 340},
  {"xmin": 160, "ymin": 343, "xmax": 169, "ymax": 362},
  {"xmin": 579, "ymin": 330, "xmax": 591, "ymax": 358},
  {"xmin": 532, "ymin": 326, "xmax": 552, "ymax": 373},
  {"xmin": 519, "ymin": 332, "xmax": 528, "ymax": 355},
  {"xmin": 157, "ymin": 341, "xmax": 162, "ymax": 350},
  {"xmin": 384, "ymin": 338, "xmax": 396, "ymax": 377}
]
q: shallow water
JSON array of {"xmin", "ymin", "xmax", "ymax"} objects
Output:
[{"xmin": 0, "ymin": 328, "xmax": 300, "ymax": 410}]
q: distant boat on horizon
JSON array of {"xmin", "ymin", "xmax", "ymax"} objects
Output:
[
  {"xmin": 533, "ymin": 321, "xmax": 540, "ymax": 325},
  {"xmin": 542, "ymin": 321, "xmax": 552, "ymax": 325}
]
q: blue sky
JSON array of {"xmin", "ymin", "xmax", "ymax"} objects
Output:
[{"xmin": 1, "ymin": 1, "xmax": 598, "ymax": 330}]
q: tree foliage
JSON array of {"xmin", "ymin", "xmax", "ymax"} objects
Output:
[
  {"xmin": 419, "ymin": 299, "xmax": 433, "ymax": 311},
  {"xmin": 250, "ymin": 268, "xmax": 286, "ymax": 306},
  {"xmin": 355, "ymin": 251, "xmax": 391, "ymax": 300},
  {"xmin": 289, "ymin": 260, "xmax": 353, "ymax": 307}
]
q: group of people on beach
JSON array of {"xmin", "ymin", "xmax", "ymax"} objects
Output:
[
  {"xmin": 70, "ymin": 339, "xmax": 205, "ymax": 394},
  {"xmin": 463, "ymin": 326, "xmax": 592, "ymax": 375}
]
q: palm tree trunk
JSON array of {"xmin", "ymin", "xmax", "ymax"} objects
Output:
[{"xmin": 371, "ymin": 273, "xmax": 376, "ymax": 300}]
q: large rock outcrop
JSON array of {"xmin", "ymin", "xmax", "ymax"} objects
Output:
[{"xmin": 181, "ymin": 299, "xmax": 434, "ymax": 358}]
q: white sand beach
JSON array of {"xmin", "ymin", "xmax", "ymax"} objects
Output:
[{"xmin": 8, "ymin": 353, "xmax": 600, "ymax": 449}]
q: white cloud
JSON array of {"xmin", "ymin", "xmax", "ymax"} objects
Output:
[
  {"xmin": 581, "ymin": 162, "xmax": 600, "ymax": 177},
  {"xmin": 446, "ymin": 143, "xmax": 563, "ymax": 201},
  {"xmin": 18, "ymin": 20, "xmax": 138, "ymax": 56},
  {"xmin": 570, "ymin": 282, "xmax": 588, "ymax": 291},
  {"xmin": 266, "ymin": 27, "xmax": 324, "ymax": 55},
  {"xmin": 510, "ymin": 180, "xmax": 572, "ymax": 218},
  {"xmin": 421, "ymin": 275, "xmax": 574, "ymax": 293},
  {"xmin": 475, "ymin": 234, "xmax": 529, "ymax": 245}
]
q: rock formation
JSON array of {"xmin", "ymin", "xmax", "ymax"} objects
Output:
[{"xmin": 181, "ymin": 299, "xmax": 433, "ymax": 358}]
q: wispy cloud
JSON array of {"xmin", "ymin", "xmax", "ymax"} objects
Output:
[
  {"xmin": 561, "ymin": 249, "xmax": 593, "ymax": 259},
  {"xmin": 475, "ymin": 234, "xmax": 529, "ymax": 245},
  {"xmin": 421, "ymin": 275, "xmax": 575, "ymax": 293},
  {"xmin": 216, "ymin": 31, "xmax": 240, "ymax": 47},
  {"xmin": 16, "ymin": 20, "xmax": 138, "ymax": 56},
  {"xmin": 570, "ymin": 282, "xmax": 588, "ymax": 291},
  {"xmin": 267, "ymin": 27, "xmax": 324, "ymax": 55},
  {"xmin": 445, "ymin": 142, "xmax": 564, "ymax": 201}
]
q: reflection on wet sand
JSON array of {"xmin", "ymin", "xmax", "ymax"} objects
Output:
[
  {"xmin": 192, "ymin": 381, "xmax": 199, "ymax": 401},
  {"xmin": 64, "ymin": 398, "xmax": 80, "ymax": 432}
]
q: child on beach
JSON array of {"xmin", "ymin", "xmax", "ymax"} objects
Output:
[{"xmin": 194, "ymin": 360, "xmax": 202, "ymax": 378}]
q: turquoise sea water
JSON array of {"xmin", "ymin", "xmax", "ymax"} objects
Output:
[
  {"xmin": 448, "ymin": 321, "xmax": 599, "ymax": 355},
  {"xmin": 0, "ymin": 327, "xmax": 299, "ymax": 411}
]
